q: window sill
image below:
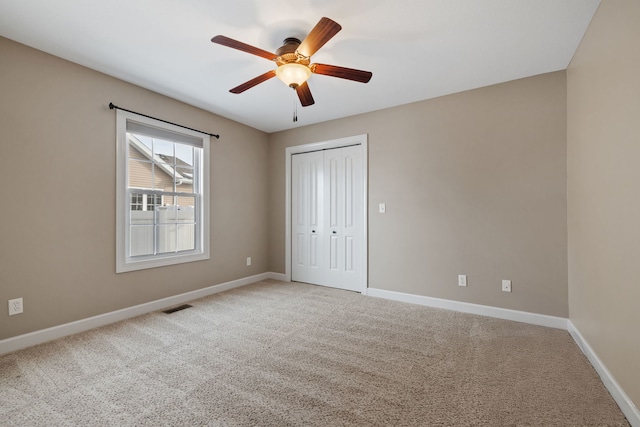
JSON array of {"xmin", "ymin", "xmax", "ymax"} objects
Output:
[{"xmin": 116, "ymin": 251, "xmax": 209, "ymax": 273}]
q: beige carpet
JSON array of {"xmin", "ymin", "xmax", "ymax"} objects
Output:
[{"xmin": 0, "ymin": 279, "xmax": 629, "ymax": 426}]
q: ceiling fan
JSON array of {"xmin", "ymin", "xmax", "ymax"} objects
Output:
[{"xmin": 211, "ymin": 17, "xmax": 373, "ymax": 107}]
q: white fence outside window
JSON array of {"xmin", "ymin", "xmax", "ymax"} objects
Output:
[{"xmin": 130, "ymin": 206, "xmax": 195, "ymax": 256}]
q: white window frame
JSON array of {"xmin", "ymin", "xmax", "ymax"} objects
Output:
[{"xmin": 116, "ymin": 109, "xmax": 210, "ymax": 273}]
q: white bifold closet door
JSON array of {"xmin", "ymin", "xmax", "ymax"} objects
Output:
[{"xmin": 291, "ymin": 145, "xmax": 363, "ymax": 292}]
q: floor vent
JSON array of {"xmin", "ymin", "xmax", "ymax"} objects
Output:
[{"xmin": 162, "ymin": 304, "xmax": 192, "ymax": 314}]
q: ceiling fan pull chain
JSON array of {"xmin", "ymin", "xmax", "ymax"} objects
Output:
[{"xmin": 293, "ymin": 89, "xmax": 298, "ymax": 122}]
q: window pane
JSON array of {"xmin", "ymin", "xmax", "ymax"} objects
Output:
[
  {"xmin": 129, "ymin": 159, "xmax": 154, "ymax": 188},
  {"xmin": 130, "ymin": 209, "xmax": 154, "ymax": 226},
  {"xmin": 178, "ymin": 206, "xmax": 195, "ymax": 227},
  {"xmin": 128, "ymin": 138, "xmax": 150, "ymax": 160},
  {"xmin": 156, "ymin": 224, "xmax": 177, "ymax": 254},
  {"xmin": 156, "ymin": 206, "xmax": 176, "ymax": 225},
  {"xmin": 175, "ymin": 144, "xmax": 194, "ymax": 167},
  {"xmin": 177, "ymin": 197, "xmax": 196, "ymax": 211},
  {"xmin": 162, "ymin": 195, "xmax": 177, "ymax": 206},
  {"xmin": 177, "ymin": 224, "xmax": 195, "ymax": 251},
  {"xmin": 176, "ymin": 167, "xmax": 195, "ymax": 193},
  {"xmin": 130, "ymin": 225, "xmax": 154, "ymax": 256},
  {"xmin": 153, "ymin": 139, "xmax": 174, "ymax": 165}
]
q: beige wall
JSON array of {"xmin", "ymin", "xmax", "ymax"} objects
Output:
[
  {"xmin": 269, "ymin": 71, "xmax": 568, "ymax": 317},
  {"xmin": 567, "ymin": 0, "xmax": 640, "ymax": 409},
  {"xmin": 0, "ymin": 37, "xmax": 270, "ymax": 340}
]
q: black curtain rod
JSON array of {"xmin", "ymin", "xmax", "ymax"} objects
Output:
[{"xmin": 109, "ymin": 102, "xmax": 220, "ymax": 139}]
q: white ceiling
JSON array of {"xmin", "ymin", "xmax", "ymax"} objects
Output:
[{"xmin": 0, "ymin": 0, "xmax": 600, "ymax": 133}]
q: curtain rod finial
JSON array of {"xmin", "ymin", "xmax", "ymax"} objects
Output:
[{"xmin": 109, "ymin": 102, "xmax": 116, "ymax": 110}]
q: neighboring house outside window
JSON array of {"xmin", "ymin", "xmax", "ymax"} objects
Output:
[
  {"xmin": 130, "ymin": 193, "xmax": 162, "ymax": 211},
  {"xmin": 116, "ymin": 110, "xmax": 210, "ymax": 273}
]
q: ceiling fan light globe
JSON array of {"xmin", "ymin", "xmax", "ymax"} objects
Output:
[{"xmin": 276, "ymin": 63, "xmax": 311, "ymax": 88}]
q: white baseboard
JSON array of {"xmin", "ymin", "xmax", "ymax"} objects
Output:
[
  {"xmin": 568, "ymin": 321, "xmax": 640, "ymax": 427},
  {"xmin": 266, "ymin": 272, "xmax": 288, "ymax": 281},
  {"xmin": 365, "ymin": 287, "xmax": 568, "ymax": 330},
  {"xmin": 0, "ymin": 272, "xmax": 280, "ymax": 356}
]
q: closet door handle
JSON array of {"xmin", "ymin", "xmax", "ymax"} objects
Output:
[
  {"xmin": 311, "ymin": 230, "xmax": 316, "ymax": 233},
  {"xmin": 332, "ymin": 231, "xmax": 337, "ymax": 234}
]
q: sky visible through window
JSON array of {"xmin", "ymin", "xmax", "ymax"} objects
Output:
[{"xmin": 136, "ymin": 135, "xmax": 194, "ymax": 167}]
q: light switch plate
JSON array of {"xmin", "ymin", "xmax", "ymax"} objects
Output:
[{"xmin": 379, "ymin": 203, "xmax": 386, "ymax": 213}]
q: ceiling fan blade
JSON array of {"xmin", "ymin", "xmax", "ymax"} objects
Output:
[
  {"xmin": 296, "ymin": 82, "xmax": 315, "ymax": 107},
  {"xmin": 229, "ymin": 70, "xmax": 276, "ymax": 94},
  {"xmin": 297, "ymin": 17, "xmax": 342, "ymax": 58},
  {"xmin": 311, "ymin": 63, "xmax": 373, "ymax": 83},
  {"xmin": 211, "ymin": 35, "xmax": 276, "ymax": 61}
]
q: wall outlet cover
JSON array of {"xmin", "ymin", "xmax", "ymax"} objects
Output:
[
  {"xmin": 502, "ymin": 280, "xmax": 512, "ymax": 292},
  {"xmin": 8, "ymin": 298, "xmax": 23, "ymax": 316}
]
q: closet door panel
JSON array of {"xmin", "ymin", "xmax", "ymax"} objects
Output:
[{"xmin": 291, "ymin": 151, "xmax": 325, "ymax": 285}]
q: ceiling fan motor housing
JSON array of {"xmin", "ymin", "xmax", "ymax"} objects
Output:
[{"xmin": 275, "ymin": 38, "xmax": 310, "ymax": 66}]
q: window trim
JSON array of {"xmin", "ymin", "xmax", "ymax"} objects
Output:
[{"xmin": 116, "ymin": 109, "xmax": 210, "ymax": 273}]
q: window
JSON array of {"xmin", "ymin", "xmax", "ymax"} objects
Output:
[
  {"xmin": 130, "ymin": 193, "xmax": 162, "ymax": 211},
  {"xmin": 116, "ymin": 110, "xmax": 210, "ymax": 272}
]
